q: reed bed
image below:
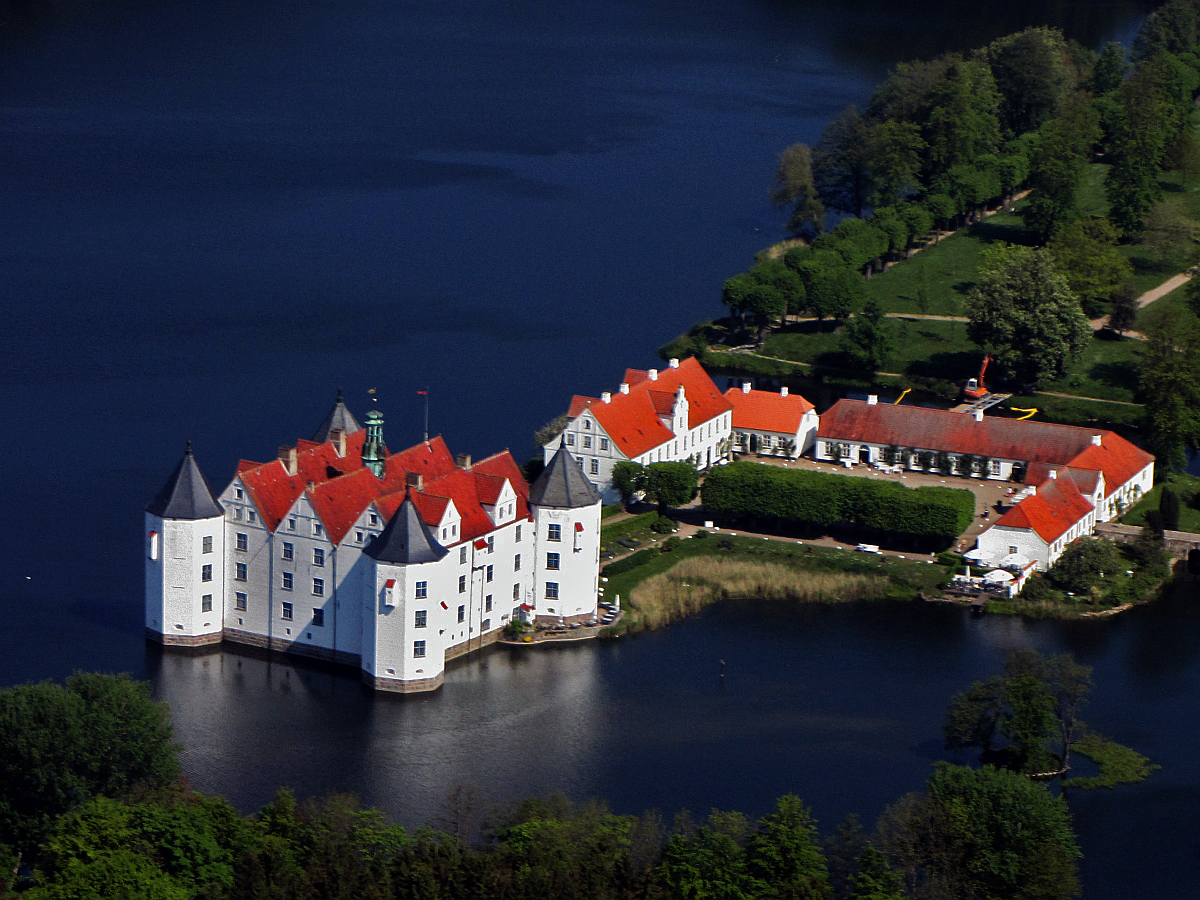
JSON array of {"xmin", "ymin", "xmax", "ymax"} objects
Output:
[{"xmin": 624, "ymin": 556, "xmax": 892, "ymax": 632}]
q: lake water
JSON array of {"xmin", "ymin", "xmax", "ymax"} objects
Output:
[{"xmin": 1, "ymin": 0, "xmax": 1190, "ymax": 896}]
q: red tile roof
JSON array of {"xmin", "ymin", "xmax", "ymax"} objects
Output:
[
  {"xmin": 819, "ymin": 400, "xmax": 1106, "ymax": 464},
  {"xmin": 1067, "ymin": 437, "xmax": 1154, "ymax": 501},
  {"xmin": 572, "ymin": 357, "xmax": 733, "ymax": 460},
  {"xmin": 995, "ymin": 476, "xmax": 1095, "ymax": 544},
  {"xmin": 569, "ymin": 396, "xmax": 598, "ymax": 417},
  {"xmin": 723, "ymin": 387, "xmax": 815, "ymax": 434}
]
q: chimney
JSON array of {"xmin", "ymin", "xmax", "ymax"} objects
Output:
[
  {"xmin": 278, "ymin": 445, "xmax": 297, "ymax": 475},
  {"xmin": 406, "ymin": 472, "xmax": 424, "ymax": 490},
  {"xmin": 306, "ymin": 480, "xmax": 315, "ymax": 492},
  {"xmin": 742, "ymin": 382, "xmax": 752, "ymax": 394},
  {"xmin": 973, "ymin": 409, "xmax": 984, "ymax": 423},
  {"xmin": 867, "ymin": 395, "xmax": 878, "ymax": 406},
  {"xmin": 1049, "ymin": 469, "xmax": 1058, "ymax": 479},
  {"xmin": 669, "ymin": 357, "xmax": 680, "ymax": 368},
  {"xmin": 1092, "ymin": 434, "xmax": 1103, "ymax": 446},
  {"xmin": 601, "ymin": 391, "xmax": 612, "ymax": 403},
  {"xmin": 780, "ymin": 386, "xmax": 789, "ymax": 397},
  {"xmin": 619, "ymin": 382, "xmax": 630, "ymax": 394},
  {"xmin": 329, "ymin": 428, "xmax": 346, "ymax": 457},
  {"xmin": 648, "ymin": 369, "xmax": 658, "ymax": 381},
  {"xmin": 456, "ymin": 453, "xmax": 472, "ymax": 470}
]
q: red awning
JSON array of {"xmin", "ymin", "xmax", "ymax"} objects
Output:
[
  {"xmin": 520, "ymin": 603, "xmax": 533, "ymax": 611},
  {"xmin": 384, "ymin": 579, "xmax": 395, "ymax": 589},
  {"xmin": 473, "ymin": 539, "xmax": 488, "ymax": 550},
  {"xmin": 440, "ymin": 600, "xmax": 449, "ymax": 610},
  {"xmin": 574, "ymin": 522, "xmax": 584, "ymax": 532}
]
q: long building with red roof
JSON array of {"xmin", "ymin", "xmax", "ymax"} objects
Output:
[
  {"xmin": 548, "ymin": 355, "xmax": 734, "ymax": 500},
  {"xmin": 145, "ymin": 392, "xmax": 602, "ymax": 693},
  {"xmin": 817, "ymin": 397, "xmax": 1154, "ymax": 570},
  {"xmin": 723, "ymin": 382, "xmax": 818, "ymax": 458}
]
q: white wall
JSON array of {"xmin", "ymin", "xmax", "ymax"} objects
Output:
[{"xmin": 145, "ymin": 512, "xmax": 225, "ymax": 640}]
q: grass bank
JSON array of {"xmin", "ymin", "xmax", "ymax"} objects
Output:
[
  {"xmin": 1064, "ymin": 732, "xmax": 1160, "ymax": 790},
  {"xmin": 1122, "ymin": 473, "xmax": 1200, "ymax": 533},
  {"xmin": 600, "ymin": 533, "xmax": 948, "ymax": 635}
]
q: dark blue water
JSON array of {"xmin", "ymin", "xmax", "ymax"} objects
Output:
[{"xmin": 0, "ymin": 0, "xmax": 1186, "ymax": 896}]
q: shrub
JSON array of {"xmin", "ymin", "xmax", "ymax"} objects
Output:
[
  {"xmin": 701, "ymin": 462, "xmax": 974, "ymax": 542},
  {"xmin": 662, "ymin": 536, "xmax": 682, "ymax": 553},
  {"xmin": 650, "ymin": 515, "xmax": 677, "ymax": 534}
]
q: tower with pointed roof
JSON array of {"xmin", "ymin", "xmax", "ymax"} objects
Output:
[
  {"xmin": 528, "ymin": 442, "xmax": 603, "ymax": 625},
  {"xmin": 145, "ymin": 443, "xmax": 227, "ymax": 646},
  {"xmin": 312, "ymin": 388, "xmax": 363, "ymax": 443}
]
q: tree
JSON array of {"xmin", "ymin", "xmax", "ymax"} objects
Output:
[
  {"xmin": 1160, "ymin": 487, "xmax": 1181, "ymax": 531},
  {"xmin": 747, "ymin": 795, "xmax": 830, "ymax": 900},
  {"xmin": 1048, "ymin": 537, "xmax": 1124, "ymax": 594},
  {"xmin": 1107, "ymin": 280, "xmax": 1139, "ymax": 333},
  {"xmin": 722, "ymin": 274, "xmax": 755, "ymax": 328},
  {"xmin": 924, "ymin": 58, "xmax": 1002, "ymax": 179},
  {"xmin": 1132, "ymin": 0, "xmax": 1200, "ymax": 62},
  {"xmin": 867, "ymin": 121, "xmax": 926, "ymax": 207},
  {"xmin": 645, "ymin": 461, "xmax": 698, "ymax": 512},
  {"xmin": 813, "ymin": 106, "xmax": 873, "ymax": 217},
  {"xmin": 847, "ymin": 846, "xmax": 903, "ymax": 900},
  {"xmin": 658, "ymin": 809, "xmax": 757, "ymax": 900},
  {"xmin": 922, "ymin": 193, "xmax": 957, "ymax": 241},
  {"xmin": 611, "ymin": 461, "xmax": 647, "ymax": 508},
  {"xmin": 987, "ymin": 27, "xmax": 1078, "ymax": 139},
  {"xmin": 1091, "ymin": 41, "xmax": 1128, "ymax": 95},
  {"xmin": 750, "ymin": 260, "xmax": 806, "ymax": 321},
  {"xmin": 876, "ymin": 764, "xmax": 1081, "ymax": 900},
  {"xmin": 0, "ymin": 674, "xmax": 181, "ymax": 857},
  {"xmin": 1048, "ymin": 217, "xmax": 1134, "ymax": 318},
  {"xmin": 841, "ymin": 299, "xmax": 892, "ymax": 373},
  {"xmin": 535, "ymin": 413, "xmax": 569, "ymax": 447},
  {"xmin": 745, "ymin": 283, "xmax": 787, "ymax": 345},
  {"xmin": 965, "ymin": 244, "xmax": 1091, "ymax": 387},
  {"xmin": 773, "ymin": 143, "xmax": 827, "ymax": 238},
  {"xmin": 1022, "ymin": 93, "xmax": 1100, "ymax": 241},
  {"xmin": 1140, "ymin": 305, "xmax": 1200, "ymax": 470}
]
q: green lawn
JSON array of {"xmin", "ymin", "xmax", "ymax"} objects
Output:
[
  {"xmin": 1038, "ymin": 333, "xmax": 1143, "ymax": 403},
  {"xmin": 1122, "ymin": 473, "xmax": 1200, "ymax": 533},
  {"xmin": 1135, "ymin": 280, "xmax": 1192, "ymax": 331}
]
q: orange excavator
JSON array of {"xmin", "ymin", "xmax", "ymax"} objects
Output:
[{"xmin": 963, "ymin": 354, "xmax": 993, "ymax": 400}]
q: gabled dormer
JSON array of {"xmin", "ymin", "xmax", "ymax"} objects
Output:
[
  {"xmin": 434, "ymin": 499, "xmax": 461, "ymax": 544},
  {"xmin": 671, "ymin": 385, "xmax": 689, "ymax": 434},
  {"xmin": 482, "ymin": 479, "xmax": 518, "ymax": 526},
  {"xmin": 220, "ymin": 476, "xmax": 263, "ymax": 528}
]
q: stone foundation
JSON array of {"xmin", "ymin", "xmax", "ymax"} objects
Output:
[
  {"xmin": 444, "ymin": 629, "xmax": 501, "ymax": 661},
  {"xmin": 146, "ymin": 628, "xmax": 223, "ymax": 647},
  {"xmin": 363, "ymin": 671, "xmax": 445, "ymax": 693},
  {"xmin": 222, "ymin": 628, "xmax": 361, "ymax": 667},
  {"xmin": 534, "ymin": 610, "xmax": 595, "ymax": 626}
]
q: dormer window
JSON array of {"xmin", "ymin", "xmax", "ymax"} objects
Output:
[
  {"xmin": 288, "ymin": 517, "xmax": 296, "ymax": 532},
  {"xmin": 235, "ymin": 487, "xmax": 244, "ymax": 500},
  {"xmin": 369, "ymin": 513, "xmax": 379, "ymax": 526},
  {"xmin": 584, "ymin": 419, "xmax": 591, "ymax": 429}
]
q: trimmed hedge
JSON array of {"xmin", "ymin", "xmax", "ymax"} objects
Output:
[{"xmin": 701, "ymin": 461, "xmax": 974, "ymax": 541}]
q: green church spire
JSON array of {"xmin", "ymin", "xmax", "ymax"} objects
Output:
[{"xmin": 362, "ymin": 409, "xmax": 386, "ymax": 477}]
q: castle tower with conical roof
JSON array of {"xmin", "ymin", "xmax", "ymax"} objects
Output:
[
  {"xmin": 144, "ymin": 442, "xmax": 226, "ymax": 645},
  {"xmin": 361, "ymin": 409, "xmax": 387, "ymax": 478},
  {"xmin": 528, "ymin": 441, "xmax": 603, "ymax": 624}
]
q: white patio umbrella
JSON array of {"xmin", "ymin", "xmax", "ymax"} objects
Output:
[
  {"xmin": 963, "ymin": 547, "xmax": 994, "ymax": 563},
  {"xmin": 983, "ymin": 569, "xmax": 1014, "ymax": 584},
  {"xmin": 1000, "ymin": 552, "xmax": 1030, "ymax": 569}
]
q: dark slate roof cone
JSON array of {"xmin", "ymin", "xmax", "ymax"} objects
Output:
[
  {"xmin": 146, "ymin": 441, "xmax": 224, "ymax": 520},
  {"xmin": 312, "ymin": 388, "xmax": 363, "ymax": 443},
  {"xmin": 529, "ymin": 441, "xmax": 602, "ymax": 509},
  {"xmin": 365, "ymin": 491, "xmax": 448, "ymax": 565}
]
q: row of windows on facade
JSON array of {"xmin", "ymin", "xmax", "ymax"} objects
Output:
[
  {"xmin": 216, "ymin": 517, "xmax": 546, "ymax": 556},
  {"xmin": 564, "ymin": 434, "xmax": 609, "ymax": 451},
  {"xmin": 824, "ymin": 443, "xmax": 1003, "ymax": 474}
]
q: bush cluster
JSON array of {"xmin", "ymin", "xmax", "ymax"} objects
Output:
[{"xmin": 701, "ymin": 462, "xmax": 973, "ymax": 542}]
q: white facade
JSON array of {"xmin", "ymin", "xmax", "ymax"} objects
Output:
[{"xmin": 147, "ymin": 423, "xmax": 603, "ymax": 694}]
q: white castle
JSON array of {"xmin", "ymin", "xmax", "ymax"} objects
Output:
[{"xmin": 144, "ymin": 393, "xmax": 603, "ymax": 693}]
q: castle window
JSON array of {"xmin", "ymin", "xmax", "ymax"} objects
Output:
[
  {"xmin": 282, "ymin": 601, "xmax": 293, "ymax": 621},
  {"xmin": 282, "ymin": 542, "xmax": 294, "ymax": 561},
  {"xmin": 513, "ymin": 584, "xmax": 520, "ymax": 600},
  {"xmin": 488, "ymin": 536, "xmax": 494, "ymax": 553},
  {"xmin": 590, "ymin": 459, "xmax": 599, "ymax": 475},
  {"xmin": 313, "ymin": 523, "xmax": 323, "ymax": 537},
  {"xmin": 547, "ymin": 552, "xmax": 560, "ymax": 570},
  {"xmin": 288, "ymin": 518, "xmax": 296, "ymax": 531},
  {"xmin": 459, "ymin": 575, "xmax": 466, "ymax": 593},
  {"xmin": 236, "ymin": 533, "xmax": 248, "ymax": 552},
  {"xmin": 235, "ymin": 487, "xmax": 244, "ymax": 500},
  {"xmin": 413, "ymin": 640, "xmax": 426, "ymax": 658},
  {"xmin": 235, "ymin": 563, "xmax": 247, "ymax": 582},
  {"xmin": 457, "ymin": 605, "xmax": 465, "ymax": 623},
  {"xmin": 313, "ymin": 548, "xmax": 324, "ymax": 567},
  {"xmin": 201, "ymin": 594, "xmax": 212, "ymax": 612},
  {"xmin": 356, "ymin": 531, "xmax": 364, "ymax": 543},
  {"xmin": 415, "ymin": 581, "xmax": 427, "ymax": 599},
  {"xmin": 282, "ymin": 572, "xmax": 293, "ymax": 591},
  {"xmin": 201, "ymin": 564, "xmax": 212, "ymax": 582},
  {"xmin": 514, "ymin": 553, "xmax": 521, "ymax": 571},
  {"xmin": 584, "ymin": 419, "xmax": 591, "ymax": 430},
  {"xmin": 583, "ymin": 436, "xmax": 592, "ymax": 449},
  {"xmin": 548, "ymin": 524, "xmax": 561, "ymax": 541},
  {"xmin": 566, "ymin": 433, "xmax": 575, "ymax": 446},
  {"xmin": 486, "ymin": 565, "xmax": 493, "ymax": 583},
  {"xmin": 485, "ymin": 595, "xmax": 492, "ymax": 612},
  {"xmin": 1008, "ymin": 546, "xmax": 1018, "ymax": 555},
  {"xmin": 312, "ymin": 608, "xmax": 324, "ymax": 627},
  {"xmin": 415, "ymin": 609, "xmax": 427, "ymax": 628},
  {"xmin": 545, "ymin": 582, "xmax": 559, "ymax": 600},
  {"xmin": 482, "ymin": 618, "xmax": 491, "ymax": 631},
  {"xmin": 516, "ymin": 525, "xmax": 522, "ymax": 543},
  {"xmin": 233, "ymin": 507, "xmax": 243, "ymax": 520},
  {"xmin": 235, "ymin": 592, "xmax": 247, "ymax": 611},
  {"xmin": 248, "ymin": 510, "xmax": 257, "ymax": 523},
  {"xmin": 202, "ymin": 536, "xmax": 213, "ymax": 554},
  {"xmin": 370, "ymin": 513, "xmax": 379, "ymax": 526},
  {"xmin": 600, "ymin": 438, "xmax": 609, "ymax": 450},
  {"xmin": 460, "ymin": 546, "xmax": 467, "ymax": 564},
  {"xmin": 312, "ymin": 578, "xmax": 324, "ymax": 596}
]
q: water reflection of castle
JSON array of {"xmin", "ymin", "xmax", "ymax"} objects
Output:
[{"xmin": 144, "ymin": 393, "xmax": 602, "ymax": 693}]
